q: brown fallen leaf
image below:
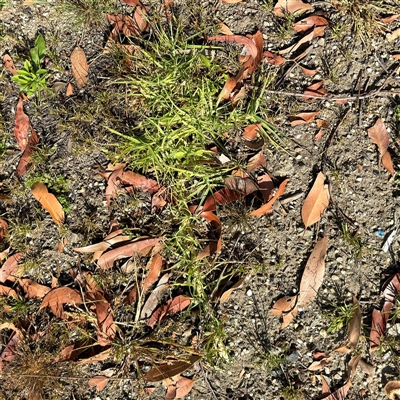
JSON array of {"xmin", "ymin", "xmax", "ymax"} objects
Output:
[
  {"xmin": 323, "ymin": 380, "xmax": 351, "ymax": 400},
  {"xmin": 93, "ymin": 292, "xmax": 116, "ymax": 346},
  {"xmin": 97, "ymin": 237, "xmax": 161, "ymax": 269},
  {"xmin": 247, "ymin": 151, "xmax": 266, "ymax": 172},
  {"xmin": 321, "ymin": 375, "xmax": 331, "ymax": 396},
  {"xmin": 70, "ymin": 47, "xmax": 89, "ymax": 89},
  {"xmin": 392, "ymin": 54, "xmax": 400, "ymax": 60},
  {"xmin": 147, "ymin": 295, "xmax": 191, "ymax": 328},
  {"xmin": 3, "ymin": 54, "xmax": 18, "ymax": 75},
  {"xmin": 279, "ymin": 26, "xmax": 326, "ymax": 55},
  {"xmin": 0, "ymin": 285, "xmax": 18, "ymax": 299},
  {"xmin": 347, "ymin": 354, "xmax": 361, "ymax": 379},
  {"xmin": 301, "ymin": 66, "xmax": 318, "ymax": 76},
  {"xmin": 381, "ymin": 273, "xmax": 400, "ymax": 326},
  {"xmin": 0, "ymin": 331, "xmax": 21, "ymax": 372},
  {"xmin": 220, "ymin": 277, "xmax": 246, "ymax": 303},
  {"xmin": 0, "ymin": 253, "xmax": 23, "ymax": 283},
  {"xmin": 120, "ymin": 170, "xmax": 160, "ymax": 194},
  {"xmin": 121, "ymin": 0, "xmax": 142, "ymax": 5},
  {"xmin": 31, "ymin": 182, "xmax": 65, "ymax": 226},
  {"xmin": 293, "ymin": 16, "xmax": 329, "ymax": 32},
  {"xmin": 14, "ymin": 96, "xmax": 30, "ymax": 152},
  {"xmin": 263, "ymin": 51, "xmax": 285, "ymax": 66},
  {"xmin": 316, "ymin": 119, "xmax": 329, "ymax": 128},
  {"xmin": 88, "ymin": 375, "xmax": 110, "ymax": 392},
  {"xmin": 140, "ymin": 273, "xmax": 171, "ymax": 319},
  {"xmin": 273, "ymin": 0, "xmax": 312, "ymax": 17},
  {"xmin": 270, "ymin": 295, "xmax": 298, "ymax": 317},
  {"xmin": 73, "ymin": 233, "xmax": 131, "ymax": 254},
  {"xmin": 74, "ymin": 348, "xmax": 112, "ymax": 365},
  {"xmin": 307, "ymin": 357, "xmax": 332, "ymax": 371},
  {"xmin": 297, "ymin": 236, "xmax": 329, "ymax": 308},
  {"xmin": 381, "ymin": 148, "xmax": 395, "ymax": 176},
  {"xmin": 384, "ymin": 381, "xmax": 400, "ymax": 399},
  {"xmin": 302, "ymin": 81, "xmax": 328, "ymax": 100},
  {"xmin": 107, "ymin": 11, "xmax": 148, "ymax": 38},
  {"xmin": 302, "ymin": 172, "xmax": 329, "ymax": 230},
  {"xmin": 175, "ymin": 376, "xmax": 195, "ymax": 399},
  {"xmin": 368, "ymin": 118, "xmax": 389, "ymax": 155},
  {"xmin": 370, "ymin": 308, "xmax": 385, "ymax": 351},
  {"xmin": 218, "ymin": 20, "xmax": 234, "ymax": 35},
  {"xmin": 289, "ymin": 111, "xmax": 320, "ymax": 126},
  {"xmin": 66, "ymin": 82, "xmax": 74, "ymax": 96},
  {"xmin": 249, "ymin": 179, "xmax": 289, "ymax": 216},
  {"xmin": 196, "ymin": 211, "xmax": 222, "ymax": 259},
  {"xmin": 335, "ymin": 296, "xmax": 361, "ymax": 354},
  {"xmin": 143, "ymin": 355, "xmax": 201, "ymax": 382},
  {"xmin": 19, "ymin": 278, "xmax": 51, "ymax": 299},
  {"xmin": 315, "ymin": 129, "xmax": 325, "ymax": 141},
  {"xmin": 40, "ymin": 287, "xmax": 82, "ymax": 319},
  {"xmin": 15, "ymin": 128, "xmax": 39, "ymax": 177},
  {"xmin": 381, "ymin": 15, "xmax": 400, "ymax": 23},
  {"xmin": 0, "ymin": 219, "xmax": 8, "ymax": 242},
  {"xmin": 142, "ymin": 253, "xmax": 163, "ymax": 294}
]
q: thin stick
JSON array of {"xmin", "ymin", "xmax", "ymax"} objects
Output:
[{"xmin": 199, "ymin": 362, "xmax": 220, "ymax": 400}]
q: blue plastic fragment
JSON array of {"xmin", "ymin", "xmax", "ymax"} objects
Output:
[{"xmin": 375, "ymin": 229, "xmax": 385, "ymax": 238}]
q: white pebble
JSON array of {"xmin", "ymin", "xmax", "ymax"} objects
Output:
[{"xmin": 246, "ymin": 289, "xmax": 253, "ymax": 297}]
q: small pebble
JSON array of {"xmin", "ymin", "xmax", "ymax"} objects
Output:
[{"xmin": 246, "ymin": 289, "xmax": 253, "ymax": 297}]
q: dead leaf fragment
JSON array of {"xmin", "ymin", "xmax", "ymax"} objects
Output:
[
  {"xmin": 14, "ymin": 96, "xmax": 30, "ymax": 152},
  {"xmin": 31, "ymin": 182, "xmax": 65, "ymax": 226},
  {"xmin": 141, "ymin": 273, "xmax": 171, "ymax": 319},
  {"xmin": 302, "ymin": 172, "xmax": 329, "ymax": 230},
  {"xmin": 270, "ymin": 295, "xmax": 297, "ymax": 316},
  {"xmin": 324, "ymin": 380, "xmax": 351, "ymax": 400},
  {"xmin": 66, "ymin": 83, "xmax": 74, "ymax": 96},
  {"xmin": 301, "ymin": 66, "xmax": 318, "ymax": 76},
  {"xmin": 263, "ymin": 51, "xmax": 285, "ymax": 66},
  {"xmin": 0, "ymin": 219, "xmax": 8, "ymax": 242},
  {"xmin": 147, "ymin": 295, "xmax": 191, "ymax": 328},
  {"xmin": 175, "ymin": 376, "xmax": 195, "ymax": 399},
  {"xmin": 297, "ymin": 236, "xmax": 329, "ymax": 308},
  {"xmin": 289, "ymin": 111, "xmax": 319, "ymax": 126},
  {"xmin": 19, "ymin": 278, "xmax": 51, "ymax": 299},
  {"xmin": 0, "ymin": 285, "xmax": 18, "ymax": 299},
  {"xmin": 293, "ymin": 16, "xmax": 328, "ymax": 32},
  {"xmin": 93, "ymin": 292, "xmax": 116, "ymax": 346},
  {"xmin": 40, "ymin": 287, "xmax": 82, "ymax": 318},
  {"xmin": 88, "ymin": 375, "xmax": 110, "ymax": 392},
  {"xmin": 3, "ymin": 54, "xmax": 17, "ymax": 75},
  {"xmin": 370, "ymin": 309, "xmax": 385, "ymax": 351},
  {"xmin": 307, "ymin": 357, "xmax": 332, "ymax": 371},
  {"xmin": 273, "ymin": 0, "xmax": 312, "ymax": 17},
  {"xmin": 220, "ymin": 277, "xmax": 246, "ymax": 303},
  {"xmin": 143, "ymin": 355, "xmax": 201, "ymax": 382},
  {"xmin": 0, "ymin": 253, "xmax": 23, "ymax": 283},
  {"xmin": 384, "ymin": 381, "xmax": 400, "ymax": 399},
  {"xmin": 382, "ymin": 149, "xmax": 395, "ymax": 176},
  {"xmin": 70, "ymin": 47, "xmax": 89, "ymax": 89},
  {"xmin": 16, "ymin": 128, "xmax": 39, "ymax": 177}
]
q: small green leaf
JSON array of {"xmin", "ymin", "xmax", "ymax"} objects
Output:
[{"xmin": 34, "ymin": 34, "xmax": 46, "ymax": 58}]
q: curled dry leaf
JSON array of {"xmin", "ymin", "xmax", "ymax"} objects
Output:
[
  {"xmin": 297, "ymin": 236, "xmax": 329, "ymax": 308},
  {"xmin": 249, "ymin": 179, "xmax": 289, "ymax": 216},
  {"xmin": 382, "ymin": 272, "xmax": 400, "ymax": 324},
  {"xmin": 107, "ymin": 11, "xmax": 148, "ymax": 38},
  {"xmin": 196, "ymin": 211, "xmax": 222, "ymax": 259},
  {"xmin": 289, "ymin": 111, "xmax": 319, "ymax": 126},
  {"xmin": 31, "ymin": 182, "xmax": 65, "ymax": 226},
  {"xmin": 0, "ymin": 285, "xmax": 18, "ymax": 299},
  {"xmin": 147, "ymin": 295, "xmax": 191, "ymax": 328},
  {"xmin": 14, "ymin": 96, "xmax": 30, "ymax": 152},
  {"xmin": 97, "ymin": 237, "xmax": 161, "ymax": 269},
  {"xmin": 278, "ymin": 26, "xmax": 326, "ymax": 55},
  {"xmin": 316, "ymin": 119, "xmax": 329, "ymax": 128},
  {"xmin": 40, "ymin": 287, "xmax": 82, "ymax": 319},
  {"xmin": 0, "ymin": 253, "xmax": 23, "ymax": 283},
  {"xmin": 384, "ymin": 381, "xmax": 400, "ymax": 399},
  {"xmin": 302, "ymin": 172, "xmax": 329, "ymax": 230},
  {"xmin": 270, "ymin": 295, "xmax": 297, "ymax": 316},
  {"xmin": 242, "ymin": 123, "xmax": 264, "ymax": 148},
  {"xmin": 15, "ymin": 128, "xmax": 39, "ymax": 177},
  {"xmin": 143, "ymin": 355, "xmax": 201, "ymax": 382},
  {"xmin": 218, "ymin": 20, "xmax": 234, "ymax": 35},
  {"xmin": 382, "ymin": 149, "xmax": 395, "ymax": 176},
  {"xmin": 70, "ymin": 47, "xmax": 89, "ymax": 89},
  {"xmin": 273, "ymin": 0, "xmax": 312, "ymax": 17},
  {"xmin": 247, "ymin": 151, "xmax": 266, "ymax": 172},
  {"xmin": 293, "ymin": 16, "xmax": 329, "ymax": 32}
]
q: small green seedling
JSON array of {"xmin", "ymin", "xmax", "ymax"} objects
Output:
[
  {"xmin": 395, "ymin": 105, "xmax": 400, "ymax": 120},
  {"xmin": 12, "ymin": 34, "xmax": 49, "ymax": 102}
]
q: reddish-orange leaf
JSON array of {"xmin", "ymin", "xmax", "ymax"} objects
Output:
[
  {"xmin": 249, "ymin": 179, "xmax": 289, "ymax": 216},
  {"xmin": 107, "ymin": 11, "xmax": 148, "ymax": 37},
  {"xmin": 392, "ymin": 54, "xmax": 400, "ymax": 60},
  {"xmin": 218, "ymin": 20, "xmax": 234, "ymax": 35},
  {"xmin": 302, "ymin": 81, "xmax": 327, "ymax": 100},
  {"xmin": 94, "ymin": 292, "xmax": 116, "ymax": 346},
  {"xmin": 382, "ymin": 150, "xmax": 395, "ymax": 176},
  {"xmin": 307, "ymin": 357, "xmax": 332, "ymax": 371},
  {"xmin": 258, "ymin": 173, "xmax": 274, "ymax": 202},
  {"xmin": 15, "ymin": 128, "xmax": 39, "ymax": 177},
  {"xmin": 270, "ymin": 295, "xmax": 297, "ymax": 316},
  {"xmin": 147, "ymin": 295, "xmax": 191, "ymax": 328},
  {"xmin": 323, "ymin": 380, "xmax": 351, "ymax": 400},
  {"xmin": 120, "ymin": 170, "xmax": 160, "ymax": 194},
  {"xmin": 19, "ymin": 278, "xmax": 50, "ymax": 299},
  {"xmin": 66, "ymin": 83, "xmax": 74, "ymax": 96},
  {"xmin": 14, "ymin": 96, "xmax": 30, "ymax": 152},
  {"xmin": 297, "ymin": 236, "xmax": 329, "ymax": 308},
  {"xmin": 104, "ymin": 163, "xmax": 125, "ymax": 208},
  {"xmin": 263, "ymin": 51, "xmax": 285, "ymax": 66},
  {"xmin": 31, "ymin": 182, "xmax": 65, "ymax": 226},
  {"xmin": 88, "ymin": 375, "xmax": 110, "ymax": 392},
  {"xmin": 293, "ymin": 16, "xmax": 328, "ymax": 32},
  {"xmin": 279, "ymin": 28, "xmax": 323, "ymax": 55},
  {"xmin": 315, "ymin": 129, "xmax": 325, "ymax": 141},
  {"xmin": 300, "ymin": 66, "xmax": 317, "ymax": 76},
  {"xmin": 203, "ymin": 188, "xmax": 244, "ymax": 212},
  {"xmin": 247, "ymin": 151, "xmax": 266, "ymax": 172},
  {"xmin": 289, "ymin": 111, "xmax": 319, "ymax": 126},
  {"xmin": 74, "ymin": 348, "xmax": 112, "ymax": 365},
  {"xmin": 316, "ymin": 119, "xmax": 329, "ymax": 128},
  {"xmin": 301, "ymin": 172, "xmax": 329, "ymax": 229},
  {"xmin": 321, "ymin": 375, "xmax": 331, "ymax": 396},
  {"xmin": 0, "ymin": 253, "xmax": 23, "ymax": 283},
  {"xmin": 242, "ymin": 123, "xmax": 262, "ymax": 141},
  {"xmin": 3, "ymin": 54, "xmax": 17, "ymax": 75},
  {"xmin": 368, "ymin": 118, "xmax": 389, "ymax": 155},
  {"xmin": 273, "ymin": 0, "xmax": 312, "ymax": 17},
  {"xmin": 70, "ymin": 47, "xmax": 89, "ymax": 89},
  {"xmin": 97, "ymin": 238, "xmax": 161, "ymax": 269},
  {"xmin": 143, "ymin": 355, "xmax": 201, "ymax": 382},
  {"xmin": 196, "ymin": 211, "xmax": 222, "ymax": 259},
  {"xmin": 40, "ymin": 287, "xmax": 82, "ymax": 318},
  {"xmin": 208, "ymin": 35, "xmax": 258, "ymax": 62}
]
